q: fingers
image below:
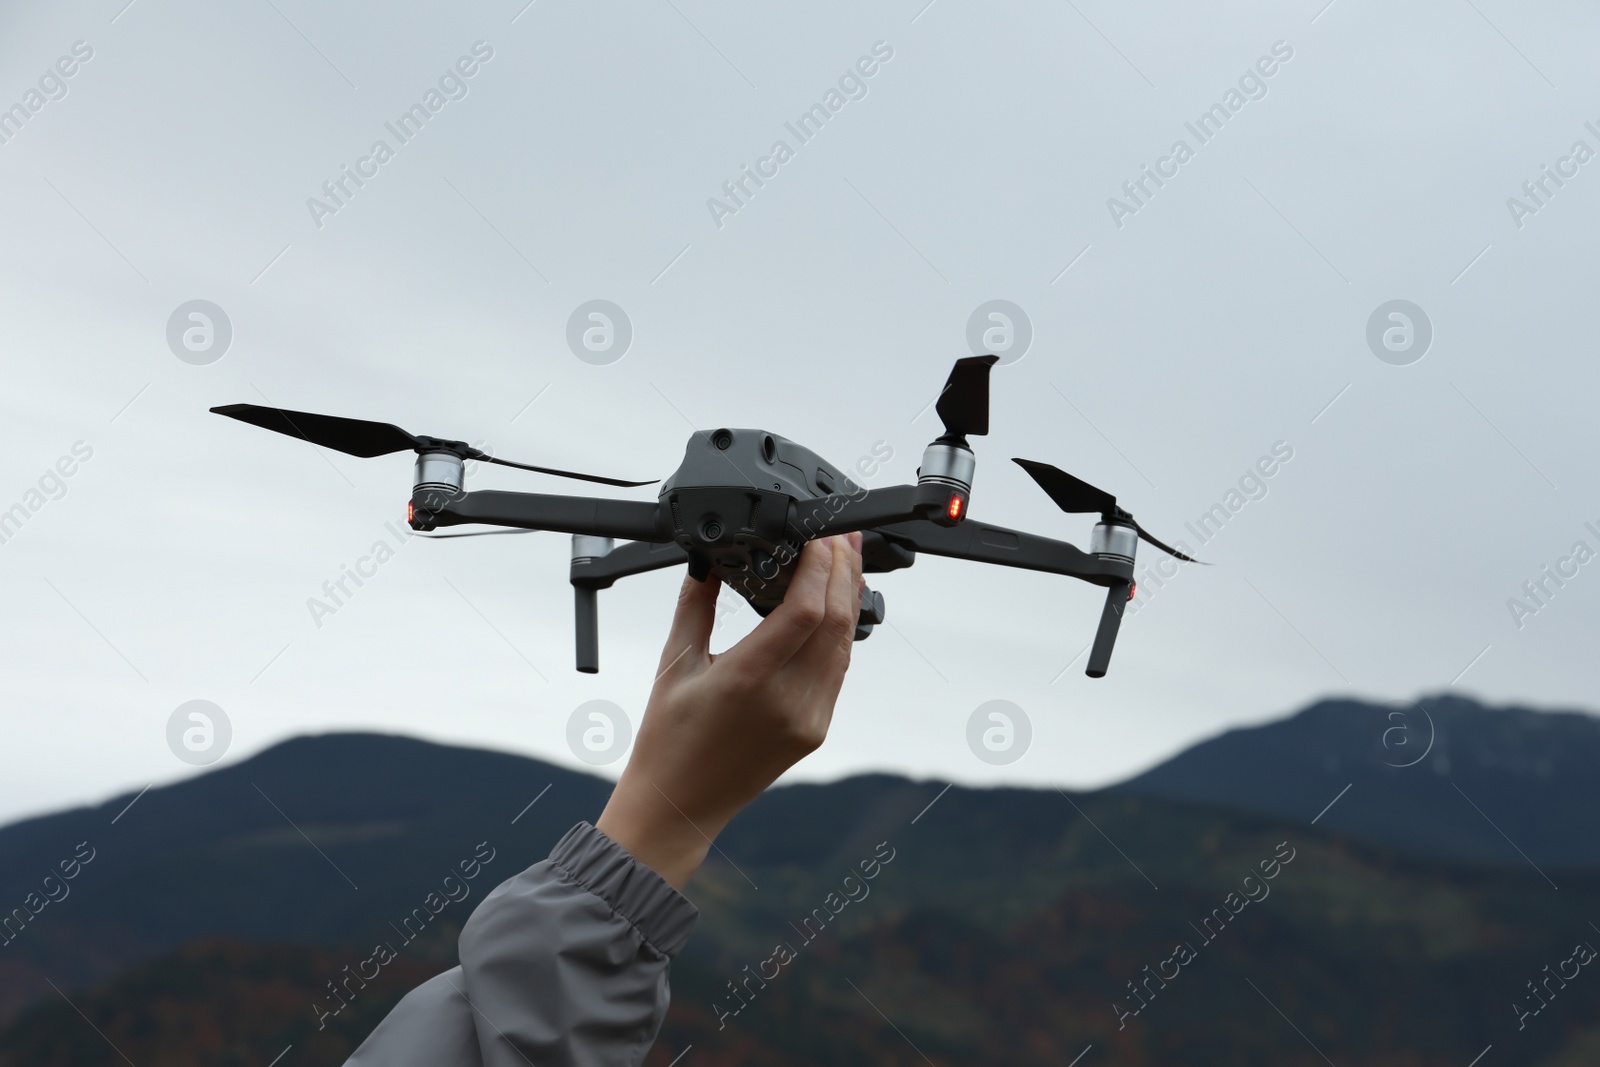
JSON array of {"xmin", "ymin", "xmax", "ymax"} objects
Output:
[
  {"xmin": 657, "ymin": 570, "xmax": 719, "ymax": 676},
  {"xmin": 789, "ymin": 531, "xmax": 864, "ymax": 682},
  {"xmin": 726, "ymin": 537, "xmax": 835, "ymax": 670}
]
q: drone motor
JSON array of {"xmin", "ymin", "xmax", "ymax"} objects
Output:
[
  {"xmin": 413, "ymin": 450, "xmax": 466, "ymax": 497},
  {"xmin": 916, "ymin": 440, "xmax": 975, "ymax": 523},
  {"xmin": 1088, "ymin": 520, "xmax": 1138, "ymax": 565}
]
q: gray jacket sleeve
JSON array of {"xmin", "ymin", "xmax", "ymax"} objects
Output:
[{"xmin": 345, "ymin": 821, "xmax": 699, "ymax": 1067}]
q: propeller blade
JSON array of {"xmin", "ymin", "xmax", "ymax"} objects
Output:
[
  {"xmin": 935, "ymin": 355, "xmax": 999, "ymax": 438},
  {"xmin": 475, "ymin": 453, "xmax": 657, "ymax": 488},
  {"xmin": 1012, "ymin": 458, "xmax": 1117, "ymax": 514},
  {"xmin": 212, "ymin": 404, "xmax": 658, "ymax": 487},
  {"xmin": 1133, "ymin": 522, "xmax": 1204, "ymax": 564},
  {"xmin": 211, "ymin": 404, "xmax": 419, "ymax": 458},
  {"xmin": 1016, "ymin": 458, "xmax": 1203, "ymax": 562}
]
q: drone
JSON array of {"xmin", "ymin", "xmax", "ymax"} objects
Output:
[{"xmin": 211, "ymin": 357, "xmax": 1196, "ymax": 677}]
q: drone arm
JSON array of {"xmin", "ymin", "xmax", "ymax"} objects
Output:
[
  {"xmin": 874, "ymin": 517, "xmax": 1112, "ymax": 582},
  {"xmin": 797, "ymin": 485, "xmax": 924, "ymax": 538},
  {"xmin": 418, "ymin": 490, "xmax": 669, "ymax": 543},
  {"xmin": 877, "ymin": 517, "xmax": 1135, "ymax": 677}
]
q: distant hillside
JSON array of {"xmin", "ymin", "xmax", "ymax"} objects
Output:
[
  {"xmin": 3, "ymin": 697, "xmax": 1600, "ymax": 1064},
  {"xmin": 1112, "ymin": 693, "xmax": 1600, "ymax": 868},
  {"xmin": 0, "ymin": 941, "xmax": 443, "ymax": 1067},
  {"xmin": 0, "ymin": 733, "xmax": 612, "ymax": 1026},
  {"xmin": 4, "ymin": 783, "xmax": 1599, "ymax": 1066}
]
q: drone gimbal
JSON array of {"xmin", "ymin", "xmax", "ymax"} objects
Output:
[{"xmin": 212, "ymin": 357, "xmax": 1196, "ymax": 678}]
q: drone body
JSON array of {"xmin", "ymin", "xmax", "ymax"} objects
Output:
[
  {"xmin": 657, "ymin": 427, "xmax": 866, "ymax": 616},
  {"xmin": 212, "ymin": 357, "xmax": 1198, "ymax": 677}
]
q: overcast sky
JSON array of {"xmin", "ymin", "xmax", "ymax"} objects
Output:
[{"xmin": 2, "ymin": 0, "xmax": 1597, "ymax": 827}]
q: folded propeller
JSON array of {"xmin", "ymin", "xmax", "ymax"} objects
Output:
[
  {"xmin": 935, "ymin": 354, "xmax": 998, "ymax": 440},
  {"xmin": 1012, "ymin": 458, "xmax": 1201, "ymax": 563},
  {"xmin": 209, "ymin": 404, "xmax": 656, "ymax": 488}
]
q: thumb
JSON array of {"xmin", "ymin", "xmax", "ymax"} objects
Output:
[{"xmin": 659, "ymin": 570, "xmax": 720, "ymax": 672}]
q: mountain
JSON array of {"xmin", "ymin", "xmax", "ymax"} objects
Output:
[
  {"xmin": 0, "ymin": 941, "xmax": 443, "ymax": 1067},
  {"xmin": 0, "ymin": 733, "xmax": 613, "ymax": 1026},
  {"xmin": 2, "ymin": 694, "xmax": 1599, "ymax": 1065},
  {"xmin": 1112, "ymin": 693, "xmax": 1600, "ymax": 868}
]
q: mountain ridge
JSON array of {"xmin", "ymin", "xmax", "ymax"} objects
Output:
[
  {"xmin": 3, "ymin": 692, "xmax": 1598, "ymax": 1064},
  {"xmin": 1111, "ymin": 691, "xmax": 1600, "ymax": 868}
]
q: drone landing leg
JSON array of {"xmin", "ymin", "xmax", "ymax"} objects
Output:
[
  {"xmin": 574, "ymin": 586, "xmax": 601, "ymax": 673},
  {"xmin": 570, "ymin": 539, "xmax": 691, "ymax": 673},
  {"xmin": 1085, "ymin": 580, "xmax": 1132, "ymax": 678}
]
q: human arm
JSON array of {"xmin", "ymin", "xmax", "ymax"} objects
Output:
[
  {"xmin": 343, "ymin": 534, "xmax": 864, "ymax": 1065},
  {"xmin": 597, "ymin": 532, "xmax": 866, "ymax": 887}
]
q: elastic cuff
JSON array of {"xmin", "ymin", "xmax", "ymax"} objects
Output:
[{"xmin": 549, "ymin": 821, "xmax": 699, "ymax": 957}]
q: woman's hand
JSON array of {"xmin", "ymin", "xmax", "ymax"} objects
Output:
[{"xmin": 596, "ymin": 532, "xmax": 865, "ymax": 889}]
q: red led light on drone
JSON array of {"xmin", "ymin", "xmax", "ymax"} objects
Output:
[
  {"xmin": 407, "ymin": 501, "xmax": 415, "ymax": 524},
  {"xmin": 947, "ymin": 493, "xmax": 965, "ymax": 521}
]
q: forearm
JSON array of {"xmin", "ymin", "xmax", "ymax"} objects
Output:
[
  {"xmin": 345, "ymin": 822, "xmax": 697, "ymax": 1067},
  {"xmin": 345, "ymin": 536, "xmax": 860, "ymax": 1066},
  {"xmin": 599, "ymin": 534, "xmax": 863, "ymax": 891},
  {"xmin": 597, "ymin": 772, "xmax": 726, "ymax": 891}
]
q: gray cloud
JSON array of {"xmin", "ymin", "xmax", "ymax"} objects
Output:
[{"xmin": 0, "ymin": 0, "xmax": 1595, "ymax": 825}]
